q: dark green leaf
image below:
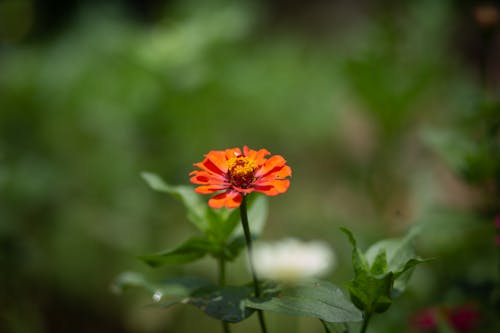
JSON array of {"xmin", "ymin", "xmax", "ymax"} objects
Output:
[
  {"xmin": 224, "ymin": 236, "xmax": 246, "ymax": 260},
  {"xmin": 187, "ymin": 285, "xmax": 255, "ymax": 322},
  {"xmin": 322, "ymin": 321, "xmax": 349, "ymax": 333},
  {"xmin": 246, "ymin": 280, "xmax": 362, "ymax": 323},
  {"xmin": 348, "ymin": 271, "xmax": 394, "ymax": 314},
  {"xmin": 112, "ymin": 272, "xmax": 212, "ymax": 301},
  {"xmin": 139, "ymin": 237, "xmax": 215, "ymax": 267},
  {"xmin": 114, "ymin": 272, "xmax": 253, "ymax": 322}
]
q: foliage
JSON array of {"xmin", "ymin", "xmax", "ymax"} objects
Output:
[
  {"xmin": 341, "ymin": 227, "xmax": 429, "ymax": 314},
  {"xmin": 140, "ymin": 172, "xmax": 268, "ymax": 265},
  {"xmin": 1, "ymin": 0, "xmax": 498, "ymax": 332}
]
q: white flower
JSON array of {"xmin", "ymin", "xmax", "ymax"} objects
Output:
[{"xmin": 251, "ymin": 238, "xmax": 335, "ymax": 282}]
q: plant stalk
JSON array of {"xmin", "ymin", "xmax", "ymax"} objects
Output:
[
  {"xmin": 360, "ymin": 313, "xmax": 371, "ymax": 333},
  {"xmin": 218, "ymin": 257, "xmax": 231, "ymax": 333},
  {"xmin": 240, "ymin": 195, "xmax": 268, "ymax": 333},
  {"xmin": 321, "ymin": 320, "xmax": 331, "ymax": 333}
]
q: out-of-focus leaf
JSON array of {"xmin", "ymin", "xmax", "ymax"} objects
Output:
[
  {"xmin": 347, "ymin": 271, "xmax": 394, "ymax": 314},
  {"xmin": 364, "ymin": 226, "xmax": 430, "ymax": 294},
  {"xmin": 365, "ymin": 226, "xmax": 420, "ymax": 272},
  {"xmin": 112, "ymin": 271, "xmax": 157, "ymax": 294},
  {"xmin": 246, "ymin": 280, "xmax": 363, "ymax": 323},
  {"xmin": 322, "ymin": 321, "xmax": 349, "ymax": 333},
  {"xmin": 141, "ymin": 172, "xmax": 208, "ymax": 232},
  {"xmin": 187, "ymin": 285, "xmax": 255, "ymax": 322},
  {"xmin": 369, "ymin": 248, "xmax": 387, "ymax": 275},
  {"xmin": 340, "ymin": 227, "xmax": 369, "ymax": 275},
  {"xmin": 112, "ymin": 272, "xmax": 212, "ymax": 300},
  {"xmin": 141, "ymin": 173, "xmax": 268, "ymax": 263},
  {"xmin": 138, "ymin": 237, "xmax": 215, "ymax": 267},
  {"xmin": 117, "ymin": 275, "xmax": 255, "ymax": 323},
  {"xmin": 224, "ymin": 235, "xmax": 246, "ymax": 260},
  {"xmin": 229, "ymin": 194, "xmax": 268, "ymax": 240},
  {"xmin": 341, "ymin": 226, "xmax": 428, "ymax": 314},
  {"xmin": 204, "ymin": 206, "xmax": 238, "ymax": 242}
]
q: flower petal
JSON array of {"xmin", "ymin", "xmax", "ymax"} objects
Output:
[
  {"xmin": 255, "ymin": 155, "xmax": 288, "ymax": 178},
  {"xmin": 195, "ymin": 150, "xmax": 228, "ymax": 176},
  {"xmin": 195, "ymin": 184, "xmax": 229, "ymax": 194},
  {"xmin": 254, "ymin": 179, "xmax": 290, "ymax": 196},
  {"xmin": 189, "ymin": 170, "xmax": 227, "ymax": 185},
  {"xmin": 258, "ymin": 165, "xmax": 292, "ymax": 183},
  {"xmin": 224, "ymin": 147, "xmax": 242, "ymax": 159},
  {"xmin": 244, "ymin": 146, "xmax": 270, "ymax": 166},
  {"xmin": 208, "ymin": 191, "xmax": 242, "ymax": 208}
]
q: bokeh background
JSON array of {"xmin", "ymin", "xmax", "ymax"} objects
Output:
[{"xmin": 1, "ymin": 0, "xmax": 499, "ymax": 332}]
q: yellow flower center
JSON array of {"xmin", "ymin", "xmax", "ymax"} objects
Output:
[{"xmin": 227, "ymin": 156, "xmax": 257, "ymax": 188}]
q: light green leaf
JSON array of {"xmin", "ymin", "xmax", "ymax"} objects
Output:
[
  {"xmin": 112, "ymin": 272, "xmax": 212, "ymax": 300},
  {"xmin": 204, "ymin": 206, "xmax": 238, "ymax": 242},
  {"xmin": 246, "ymin": 280, "xmax": 363, "ymax": 323},
  {"xmin": 230, "ymin": 195, "xmax": 269, "ymax": 240},
  {"xmin": 365, "ymin": 226, "xmax": 420, "ymax": 272},
  {"xmin": 340, "ymin": 227, "xmax": 369, "ymax": 276},
  {"xmin": 369, "ymin": 248, "xmax": 387, "ymax": 275},
  {"xmin": 141, "ymin": 172, "xmax": 208, "ymax": 232},
  {"xmin": 139, "ymin": 237, "xmax": 215, "ymax": 267},
  {"xmin": 364, "ymin": 226, "xmax": 429, "ymax": 294},
  {"xmin": 112, "ymin": 271, "xmax": 157, "ymax": 294}
]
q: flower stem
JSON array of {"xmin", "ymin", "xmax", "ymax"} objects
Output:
[
  {"xmin": 320, "ymin": 320, "xmax": 331, "ymax": 333},
  {"xmin": 240, "ymin": 195, "xmax": 268, "ymax": 333},
  {"xmin": 219, "ymin": 257, "xmax": 226, "ymax": 286},
  {"xmin": 218, "ymin": 257, "xmax": 231, "ymax": 333},
  {"xmin": 359, "ymin": 313, "xmax": 371, "ymax": 333}
]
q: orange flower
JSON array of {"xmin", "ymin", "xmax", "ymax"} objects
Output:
[{"xmin": 190, "ymin": 146, "xmax": 292, "ymax": 208}]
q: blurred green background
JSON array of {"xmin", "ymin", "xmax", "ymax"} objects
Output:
[{"xmin": 1, "ymin": 0, "xmax": 499, "ymax": 332}]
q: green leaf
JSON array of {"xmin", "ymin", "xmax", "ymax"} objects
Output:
[
  {"xmin": 204, "ymin": 206, "xmax": 238, "ymax": 242},
  {"xmin": 114, "ymin": 273, "xmax": 253, "ymax": 322},
  {"xmin": 342, "ymin": 227, "xmax": 429, "ymax": 314},
  {"xmin": 365, "ymin": 226, "xmax": 420, "ymax": 272},
  {"xmin": 364, "ymin": 226, "xmax": 429, "ymax": 294},
  {"xmin": 392, "ymin": 257, "xmax": 431, "ymax": 296},
  {"xmin": 141, "ymin": 173, "xmax": 269, "ymax": 263},
  {"xmin": 340, "ymin": 227, "xmax": 369, "ymax": 276},
  {"xmin": 139, "ymin": 237, "xmax": 215, "ymax": 267},
  {"xmin": 112, "ymin": 271, "xmax": 157, "ymax": 294},
  {"xmin": 141, "ymin": 172, "xmax": 208, "ymax": 232},
  {"xmin": 369, "ymin": 248, "xmax": 387, "ymax": 275},
  {"xmin": 187, "ymin": 285, "xmax": 255, "ymax": 322},
  {"xmin": 112, "ymin": 272, "xmax": 212, "ymax": 300},
  {"xmin": 229, "ymin": 194, "xmax": 268, "ymax": 240},
  {"xmin": 322, "ymin": 321, "xmax": 349, "ymax": 333},
  {"xmin": 347, "ymin": 271, "xmax": 394, "ymax": 314},
  {"xmin": 224, "ymin": 236, "xmax": 246, "ymax": 260},
  {"xmin": 246, "ymin": 280, "xmax": 363, "ymax": 323}
]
